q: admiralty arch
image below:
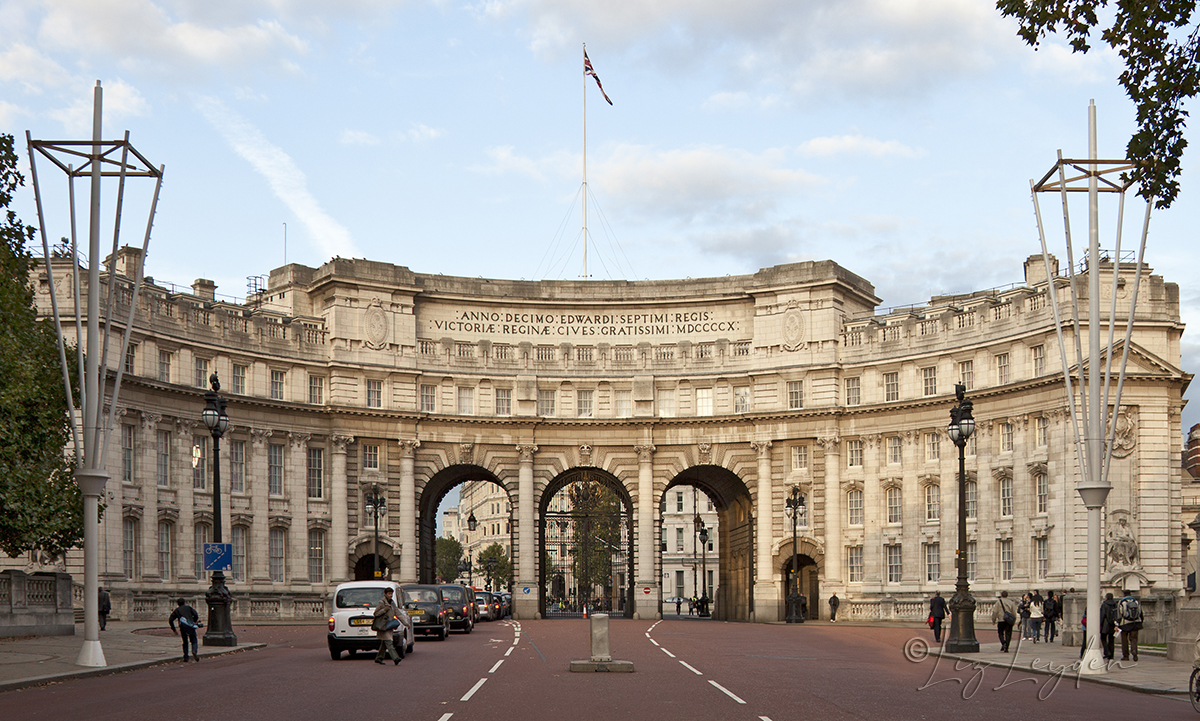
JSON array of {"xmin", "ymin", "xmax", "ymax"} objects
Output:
[{"xmin": 7, "ymin": 248, "xmax": 1188, "ymax": 626}]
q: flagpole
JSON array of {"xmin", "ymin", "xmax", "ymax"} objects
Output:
[{"xmin": 582, "ymin": 43, "xmax": 588, "ymax": 279}]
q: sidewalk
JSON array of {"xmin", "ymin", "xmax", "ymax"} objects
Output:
[{"xmin": 0, "ymin": 621, "xmax": 263, "ymax": 693}]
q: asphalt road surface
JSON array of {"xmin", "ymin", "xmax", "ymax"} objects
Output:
[{"xmin": 3, "ymin": 620, "xmax": 1192, "ymax": 720}]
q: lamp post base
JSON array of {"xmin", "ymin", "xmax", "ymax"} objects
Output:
[
  {"xmin": 202, "ymin": 572, "xmax": 238, "ymax": 647},
  {"xmin": 785, "ymin": 593, "xmax": 806, "ymax": 624},
  {"xmin": 945, "ymin": 583, "xmax": 978, "ymax": 653}
]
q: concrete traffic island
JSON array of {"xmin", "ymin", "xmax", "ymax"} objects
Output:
[{"xmin": 569, "ymin": 614, "xmax": 634, "ymax": 673}]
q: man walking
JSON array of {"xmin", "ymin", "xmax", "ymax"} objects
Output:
[
  {"xmin": 168, "ymin": 598, "xmax": 201, "ymax": 662},
  {"xmin": 929, "ymin": 591, "xmax": 947, "ymax": 643},
  {"xmin": 1042, "ymin": 590, "xmax": 1059, "ymax": 643},
  {"xmin": 373, "ymin": 587, "xmax": 403, "ymax": 665},
  {"xmin": 828, "ymin": 593, "xmax": 839, "ymax": 622},
  {"xmin": 1118, "ymin": 593, "xmax": 1144, "ymax": 662},
  {"xmin": 98, "ymin": 587, "xmax": 111, "ymax": 631},
  {"xmin": 1099, "ymin": 592, "xmax": 1120, "ymax": 660},
  {"xmin": 991, "ymin": 590, "xmax": 1017, "ymax": 652}
]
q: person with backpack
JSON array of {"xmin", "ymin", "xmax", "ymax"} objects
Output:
[
  {"xmin": 991, "ymin": 590, "xmax": 1018, "ymax": 652},
  {"xmin": 1042, "ymin": 590, "xmax": 1060, "ymax": 643},
  {"xmin": 1118, "ymin": 593, "xmax": 1144, "ymax": 662},
  {"xmin": 1099, "ymin": 592, "xmax": 1120, "ymax": 660},
  {"xmin": 168, "ymin": 598, "xmax": 202, "ymax": 662}
]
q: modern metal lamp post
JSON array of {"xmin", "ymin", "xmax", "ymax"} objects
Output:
[
  {"xmin": 784, "ymin": 486, "xmax": 806, "ymax": 623},
  {"xmin": 945, "ymin": 383, "xmax": 979, "ymax": 652},
  {"xmin": 365, "ymin": 485, "xmax": 387, "ymax": 578},
  {"xmin": 201, "ymin": 374, "xmax": 236, "ymax": 646}
]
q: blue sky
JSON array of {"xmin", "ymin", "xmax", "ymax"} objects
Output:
[{"xmin": 3, "ymin": 1, "xmax": 1197, "ymax": 437}]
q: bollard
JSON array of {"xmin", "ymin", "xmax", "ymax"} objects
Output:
[{"xmin": 569, "ymin": 612, "xmax": 634, "ymax": 672}]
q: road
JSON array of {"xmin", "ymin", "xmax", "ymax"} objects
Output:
[{"xmin": 3, "ymin": 620, "xmax": 1192, "ymax": 720}]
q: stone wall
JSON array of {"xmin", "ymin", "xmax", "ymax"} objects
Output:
[
  {"xmin": 110, "ymin": 589, "xmax": 329, "ymax": 623},
  {"xmin": 0, "ymin": 570, "xmax": 75, "ymax": 637}
]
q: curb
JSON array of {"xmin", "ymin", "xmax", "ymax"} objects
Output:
[
  {"xmin": 0, "ymin": 643, "xmax": 266, "ymax": 695},
  {"xmin": 933, "ymin": 650, "xmax": 1188, "ymax": 697}
]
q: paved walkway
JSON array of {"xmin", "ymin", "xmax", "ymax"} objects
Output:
[{"xmin": 0, "ymin": 622, "xmax": 263, "ymax": 693}]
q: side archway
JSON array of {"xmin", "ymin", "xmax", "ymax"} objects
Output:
[{"xmin": 417, "ymin": 464, "xmax": 510, "ymax": 584}]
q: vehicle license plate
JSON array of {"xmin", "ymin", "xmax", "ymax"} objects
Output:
[
  {"xmin": 407, "ymin": 610, "xmax": 423, "ymax": 616},
  {"xmin": 350, "ymin": 617, "xmax": 373, "ymax": 626}
]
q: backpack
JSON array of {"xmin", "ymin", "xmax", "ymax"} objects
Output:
[{"xmin": 1118, "ymin": 596, "xmax": 1142, "ymax": 623}]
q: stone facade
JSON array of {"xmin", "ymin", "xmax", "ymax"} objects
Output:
[{"xmin": 4, "ymin": 248, "xmax": 1188, "ymax": 624}]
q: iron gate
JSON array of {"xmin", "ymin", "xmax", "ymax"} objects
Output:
[{"xmin": 541, "ymin": 507, "xmax": 633, "ymax": 618}]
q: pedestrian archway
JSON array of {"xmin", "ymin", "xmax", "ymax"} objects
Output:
[
  {"xmin": 782, "ymin": 544, "xmax": 821, "ymax": 621},
  {"xmin": 417, "ymin": 465, "xmax": 511, "ymax": 585}
]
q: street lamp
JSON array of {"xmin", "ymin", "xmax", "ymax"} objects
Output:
[
  {"xmin": 201, "ymin": 374, "xmax": 236, "ymax": 646},
  {"xmin": 692, "ymin": 512, "xmax": 702, "ymax": 600},
  {"xmin": 365, "ymin": 485, "xmax": 387, "ymax": 579},
  {"xmin": 698, "ymin": 524, "xmax": 710, "ymax": 618},
  {"xmin": 784, "ymin": 485, "xmax": 806, "ymax": 623},
  {"xmin": 458, "ymin": 558, "xmax": 473, "ymax": 586},
  {"xmin": 945, "ymin": 383, "xmax": 979, "ymax": 653}
]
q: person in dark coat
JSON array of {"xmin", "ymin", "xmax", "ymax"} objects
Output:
[
  {"xmin": 929, "ymin": 591, "xmax": 947, "ymax": 643},
  {"xmin": 373, "ymin": 587, "xmax": 403, "ymax": 665},
  {"xmin": 991, "ymin": 590, "xmax": 1018, "ymax": 652},
  {"xmin": 98, "ymin": 587, "xmax": 111, "ymax": 631},
  {"xmin": 1099, "ymin": 592, "xmax": 1120, "ymax": 660},
  {"xmin": 829, "ymin": 593, "xmax": 840, "ymax": 622},
  {"xmin": 1042, "ymin": 591, "xmax": 1059, "ymax": 643},
  {"xmin": 168, "ymin": 598, "xmax": 201, "ymax": 662}
]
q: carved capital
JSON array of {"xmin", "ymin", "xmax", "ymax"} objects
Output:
[
  {"xmin": 516, "ymin": 444, "xmax": 538, "ymax": 462},
  {"xmin": 400, "ymin": 438, "xmax": 421, "ymax": 457},
  {"xmin": 141, "ymin": 412, "xmax": 162, "ymax": 432},
  {"xmin": 250, "ymin": 428, "xmax": 274, "ymax": 446},
  {"xmin": 289, "ymin": 432, "xmax": 312, "ymax": 449},
  {"xmin": 634, "ymin": 444, "xmax": 656, "ymax": 463},
  {"xmin": 751, "ymin": 440, "xmax": 772, "ymax": 458},
  {"xmin": 331, "ymin": 434, "xmax": 355, "ymax": 453},
  {"xmin": 818, "ymin": 435, "xmax": 840, "ymax": 453},
  {"xmin": 175, "ymin": 418, "xmax": 198, "ymax": 433}
]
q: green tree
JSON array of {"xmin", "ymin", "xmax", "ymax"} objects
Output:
[
  {"xmin": 435, "ymin": 535, "xmax": 463, "ymax": 582},
  {"xmin": 0, "ymin": 132, "xmax": 82, "ymax": 558},
  {"xmin": 997, "ymin": 0, "xmax": 1199, "ymax": 208},
  {"xmin": 568, "ymin": 480, "xmax": 624, "ymax": 602},
  {"xmin": 476, "ymin": 543, "xmax": 511, "ymax": 591}
]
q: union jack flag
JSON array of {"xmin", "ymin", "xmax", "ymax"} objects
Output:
[{"xmin": 584, "ymin": 49, "xmax": 613, "ymax": 105}]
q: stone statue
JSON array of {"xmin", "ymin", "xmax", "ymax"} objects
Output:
[{"xmin": 1107, "ymin": 515, "xmax": 1139, "ymax": 568}]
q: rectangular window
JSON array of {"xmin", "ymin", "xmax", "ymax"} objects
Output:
[
  {"xmin": 123, "ymin": 519, "xmax": 138, "ymax": 579},
  {"xmin": 269, "ymin": 528, "xmax": 286, "ymax": 582},
  {"xmin": 967, "ymin": 434, "xmax": 977, "ymax": 457},
  {"xmin": 1036, "ymin": 416, "xmax": 1049, "ymax": 447},
  {"xmin": 270, "ymin": 370, "xmax": 285, "ymax": 400},
  {"xmin": 887, "ymin": 436, "xmax": 902, "ymax": 465},
  {"xmin": 307, "ymin": 447, "xmax": 324, "ymax": 499},
  {"xmin": 847, "ymin": 440, "xmax": 863, "ymax": 467},
  {"xmin": 996, "ymin": 353, "xmax": 1010, "ymax": 385},
  {"xmin": 922, "ymin": 366, "xmax": 937, "ymax": 396},
  {"xmin": 121, "ymin": 424, "xmax": 135, "ymax": 483},
  {"xmin": 1035, "ymin": 473, "xmax": 1048, "ymax": 514},
  {"xmin": 577, "ymin": 389, "xmax": 594, "ymax": 418},
  {"xmin": 232, "ymin": 526, "xmax": 247, "ymax": 582},
  {"xmin": 676, "ymin": 492, "xmax": 684, "ymax": 512},
  {"xmin": 791, "ymin": 445, "xmax": 809, "ymax": 470},
  {"xmin": 157, "ymin": 430, "xmax": 171, "ymax": 487},
  {"xmin": 158, "ymin": 350, "xmax": 172, "ymax": 383},
  {"xmin": 537, "ymin": 389, "xmax": 556, "ymax": 417},
  {"xmin": 965, "ymin": 481, "xmax": 977, "ymax": 519},
  {"xmin": 845, "ymin": 377, "xmax": 861, "ymax": 406},
  {"xmin": 884, "ymin": 372, "xmax": 899, "ymax": 402},
  {"xmin": 495, "ymin": 388, "xmax": 512, "ymax": 416},
  {"xmin": 657, "ymin": 388, "xmax": 675, "ymax": 418},
  {"xmin": 232, "ymin": 363, "xmax": 247, "ymax": 395},
  {"xmin": 362, "ymin": 444, "xmax": 379, "ymax": 471},
  {"xmin": 124, "ymin": 344, "xmax": 136, "ymax": 375},
  {"xmin": 194, "ymin": 523, "xmax": 210, "ymax": 578},
  {"xmin": 959, "ymin": 360, "xmax": 974, "ymax": 390},
  {"xmin": 457, "ymin": 386, "xmax": 474, "ymax": 415},
  {"xmin": 1001, "ymin": 422, "xmax": 1014, "ymax": 452},
  {"xmin": 734, "ymin": 386, "xmax": 751, "ymax": 414},
  {"xmin": 308, "ymin": 529, "xmax": 326, "ymax": 583},
  {"xmin": 1035, "ymin": 537, "xmax": 1048, "ymax": 579},
  {"xmin": 847, "ymin": 546, "xmax": 863, "ymax": 582},
  {"xmin": 192, "ymin": 436, "xmax": 208, "ymax": 490},
  {"xmin": 925, "ymin": 485, "xmax": 940, "ymax": 521},
  {"xmin": 675, "ymin": 527, "xmax": 684, "ymax": 552},
  {"xmin": 675, "ymin": 570, "xmax": 685, "ymax": 599},
  {"xmin": 194, "ymin": 357, "xmax": 209, "ymax": 388},
  {"xmin": 696, "ymin": 388, "xmax": 713, "ymax": 416},
  {"xmin": 925, "ymin": 433, "xmax": 940, "ymax": 462},
  {"xmin": 309, "ymin": 375, "xmax": 324, "ymax": 404},
  {"xmin": 886, "ymin": 544, "xmax": 903, "ymax": 583},
  {"xmin": 1000, "ymin": 539, "xmax": 1013, "ymax": 580},
  {"xmin": 786, "ymin": 380, "xmax": 803, "ymax": 409},
  {"xmin": 1000, "ymin": 477, "xmax": 1013, "ymax": 517},
  {"xmin": 925, "ymin": 543, "xmax": 940, "ymax": 582},
  {"xmin": 967, "ymin": 541, "xmax": 977, "ymax": 581},
  {"xmin": 886, "ymin": 486, "xmax": 902, "ymax": 524},
  {"xmin": 847, "ymin": 490, "xmax": 864, "ymax": 526},
  {"xmin": 158, "ymin": 522, "xmax": 173, "ymax": 580},
  {"xmin": 367, "ymin": 379, "xmax": 383, "ymax": 408},
  {"xmin": 614, "ymin": 390, "xmax": 632, "ymax": 418},
  {"xmin": 420, "ymin": 384, "xmax": 437, "ymax": 413},
  {"xmin": 230, "ymin": 440, "xmax": 245, "ymax": 494},
  {"xmin": 1031, "ymin": 345, "xmax": 1045, "ymax": 376},
  {"xmin": 268, "ymin": 443, "xmax": 285, "ymax": 495}
]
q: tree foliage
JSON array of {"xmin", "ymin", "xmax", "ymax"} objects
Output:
[
  {"xmin": 568, "ymin": 480, "xmax": 624, "ymax": 599},
  {"xmin": 435, "ymin": 535, "xmax": 463, "ymax": 583},
  {"xmin": 476, "ymin": 542, "xmax": 511, "ymax": 591},
  {"xmin": 997, "ymin": 0, "xmax": 1199, "ymax": 208},
  {"xmin": 0, "ymin": 133, "xmax": 82, "ymax": 558}
]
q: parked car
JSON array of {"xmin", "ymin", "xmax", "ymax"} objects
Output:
[
  {"xmin": 439, "ymin": 583, "xmax": 476, "ymax": 633},
  {"xmin": 328, "ymin": 580, "xmax": 414, "ymax": 660},
  {"xmin": 401, "ymin": 584, "xmax": 451, "ymax": 640},
  {"xmin": 475, "ymin": 591, "xmax": 496, "ymax": 621},
  {"xmin": 495, "ymin": 592, "xmax": 512, "ymax": 617}
]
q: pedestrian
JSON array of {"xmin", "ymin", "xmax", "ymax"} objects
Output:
[
  {"xmin": 1029, "ymin": 591, "xmax": 1044, "ymax": 643},
  {"xmin": 168, "ymin": 597, "xmax": 201, "ymax": 662},
  {"xmin": 1099, "ymin": 592, "xmax": 1119, "ymax": 660},
  {"xmin": 689, "ymin": 596, "xmax": 696, "ymax": 616},
  {"xmin": 991, "ymin": 590, "xmax": 1017, "ymax": 652},
  {"xmin": 1118, "ymin": 592, "xmax": 1144, "ymax": 662},
  {"xmin": 675, "ymin": 597, "xmax": 682, "ymax": 615},
  {"xmin": 373, "ymin": 587, "xmax": 404, "ymax": 665},
  {"xmin": 1042, "ymin": 590, "xmax": 1059, "ymax": 643},
  {"xmin": 929, "ymin": 591, "xmax": 947, "ymax": 643},
  {"xmin": 829, "ymin": 593, "xmax": 840, "ymax": 622},
  {"xmin": 98, "ymin": 587, "xmax": 111, "ymax": 631},
  {"xmin": 1079, "ymin": 610, "xmax": 1087, "ymax": 659},
  {"xmin": 1017, "ymin": 593, "xmax": 1032, "ymax": 640}
]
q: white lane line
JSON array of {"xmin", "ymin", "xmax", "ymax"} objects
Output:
[
  {"xmin": 461, "ymin": 678, "xmax": 488, "ymax": 701},
  {"xmin": 678, "ymin": 660, "xmax": 703, "ymax": 675},
  {"xmin": 708, "ymin": 680, "xmax": 746, "ymax": 704},
  {"xmin": 660, "ymin": 648, "xmax": 676, "ymax": 658},
  {"xmin": 489, "ymin": 659, "xmax": 504, "ymax": 673},
  {"xmin": 437, "ymin": 714, "xmax": 453, "ymax": 721},
  {"xmin": 650, "ymin": 639, "xmax": 660, "ymax": 646},
  {"xmin": 504, "ymin": 646, "xmax": 514, "ymax": 657},
  {"xmin": 760, "ymin": 717, "xmax": 773, "ymax": 721}
]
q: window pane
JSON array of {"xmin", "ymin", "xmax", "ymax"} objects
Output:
[{"xmin": 307, "ymin": 447, "xmax": 324, "ymax": 499}]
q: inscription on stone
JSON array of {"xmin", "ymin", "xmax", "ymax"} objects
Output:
[{"xmin": 425, "ymin": 307, "xmax": 742, "ymax": 339}]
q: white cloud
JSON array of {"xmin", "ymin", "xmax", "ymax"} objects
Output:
[
  {"xmin": 195, "ymin": 95, "xmax": 358, "ymax": 260},
  {"xmin": 47, "ymin": 78, "xmax": 149, "ymax": 135},
  {"xmin": 472, "ymin": 145, "xmax": 572, "ymax": 180},
  {"xmin": 402, "ymin": 123, "xmax": 443, "ymax": 142},
  {"xmin": 0, "ymin": 100, "xmax": 26, "ymax": 129},
  {"xmin": 340, "ymin": 129, "xmax": 381, "ymax": 145},
  {"xmin": 798, "ymin": 135, "xmax": 923, "ymax": 158},
  {"xmin": 0, "ymin": 43, "xmax": 73, "ymax": 92}
]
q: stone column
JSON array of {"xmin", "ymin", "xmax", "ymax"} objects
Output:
[
  {"xmin": 248, "ymin": 428, "xmax": 274, "ymax": 584},
  {"xmin": 329, "ymin": 435, "xmax": 354, "ymax": 584},
  {"xmin": 751, "ymin": 440, "xmax": 778, "ymax": 622},
  {"xmin": 288, "ymin": 433, "xmax": 311, "ymax": 584},
  {"xmin": 820, "ymin": 435, "xmax": 842, "ymax": 589},
  {"xmin": 176, "ymin": 419, "xmax": 198, "ymax": 584},
  {"xmin": 514, "ymin": 444, "xmax": 537, "ymax": 619},
  {"xmin": 136, "ymin": 413, "xmax": 162, "ymax": 584},
  {"xmin": 634, "ymin": 443, "xmax": 656, "ymax": 621},
  {"xmin": 398, "ymin": 439, "xmax": 421, "ymax": 583}
]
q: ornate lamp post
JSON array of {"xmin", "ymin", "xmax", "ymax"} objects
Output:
[
  {"xmin": 201, "ymin": 374, "xmax": 236, "ymax": 646},
  {"xmin": 698, "ymin": 524, "xmax": 710, "ymax": 617},
  {"xmin": 365, "ymin": 485, "xmax": 387, "ymax": 578},
  {"xmin": 945, "ymin": 383, "xmax": 979, "ymax": 652},
  {"xmin": 458, "ymin": 558, "xmax": 473, "ymax": 587},
  {"xmin": 784, "ymin": 486, "xmax": 806, "ymax": 623},
  {"xmin": 692, "ymin": 512, "xmax": 702, "ymax": 600}
]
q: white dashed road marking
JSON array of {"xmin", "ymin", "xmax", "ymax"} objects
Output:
[
  {"xmin": 437, "ymin": 714, "xmax": 453, "ymax": 721},
  {"xmin": 504, "ymin": 646, "xmax": 513, "ymax": 657},
  {"xmin": 461, "ymin": 678, "xmax": 488, "ymax": 701},
  {"xmin": 679, "ymin": 660, "xmax": 703, "ymax": 675},
  {"xmin": 660, "ymin": 648, "xmax": 676, "ymax": 658},
  {"xmin": 489, "ymin": 659, "xmax": 504, "ymax": 673},
  {"xmin": 708, "ymin": 680, "xmax": 746, "ymax": 704}
]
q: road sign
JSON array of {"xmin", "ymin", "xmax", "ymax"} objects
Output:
[
  {"xmin": 203, "ymin": 543, "xmax": 232, "ymax": 572},
  {"xmin": 522, "ymin": 586, "xmax": 531, "ymax": 595},
  {"xmin": 643, "ymin": 587, "xmax": 651, "ymax": 595}
]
